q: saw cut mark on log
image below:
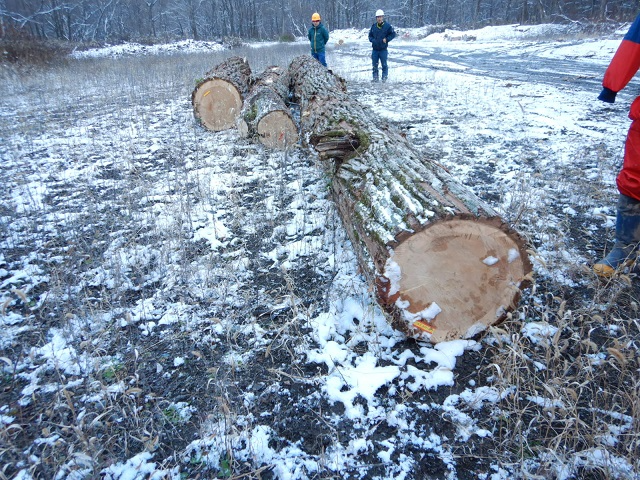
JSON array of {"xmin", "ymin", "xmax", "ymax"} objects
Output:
[
  {"xmin": 287, "ymin": 55, "xmax": 532, "ymax": 343},
  {"xmin": 378, "ymin": 217, "xmax": 531, "ymax": 343},
  {"xmin": 192, "ymin": 56, "xmax": 252, "ymax": 132},
  {"xmin": 237, "ymin": 66, "xmax": 298, "ymax": 150}
]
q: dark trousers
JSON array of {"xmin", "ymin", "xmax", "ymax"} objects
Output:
[
  {"xmin": 312, "ymin": 52, "xmax": 327, "ymax": 67},
  {"xmin": 372, "ymin": 49, "xmax": 388, "ymax": 80}
]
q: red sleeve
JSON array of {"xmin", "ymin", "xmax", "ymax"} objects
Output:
[
  {"xmin": 603, "ymin": 39, "xmax": 640, "ymax": 93},
  {"xmin": 603, "ymin": 15, "xmax": 640, "ymax": 93}
]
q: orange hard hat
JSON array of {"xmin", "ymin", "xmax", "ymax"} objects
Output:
[{"xmin": 311, "ymin": 12, "xmax": 321, "ymax": 21}]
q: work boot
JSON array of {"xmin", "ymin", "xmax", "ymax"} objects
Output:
[{"xmin": 593, "ymin": 194, "xmax": 640, "ymax": 277}]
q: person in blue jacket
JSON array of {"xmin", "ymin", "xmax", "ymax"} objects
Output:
[
  {"xmin": 308, "ymin": 12, "xmax": 329, "ymax": 67},
  {"xmin": 368, "ymin": 9, "xmax": 396, "ymax": 82}
]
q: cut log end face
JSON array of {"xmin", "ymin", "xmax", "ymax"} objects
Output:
[
  {"xmin": 380, "ymin": 218, "xmax": 531, "ymax": 343},
  {"xmin": 257, "ymin": 111, "xmax": 298, "ymax": 149},
  {"xmin": 193, "ymin": 79, "xmax": 242, "ymax": 131}
]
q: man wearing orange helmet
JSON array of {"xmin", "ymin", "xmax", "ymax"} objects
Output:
[{"xmin": 308, "ymin": 12, "xmax": 329, "ymax": 67}]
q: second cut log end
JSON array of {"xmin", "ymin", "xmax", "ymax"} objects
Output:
[{"xmin": 257, "ymin": 111, "xmax": 299, "ymax": 149}]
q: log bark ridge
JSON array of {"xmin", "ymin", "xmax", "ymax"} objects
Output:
[
  {"xmin": 237, "ymin": 66, "xmax": 298, "ymax": 149},
  {"xmin": 287, "ymin": 55, "xmax": 532, "ymax": 343},
  {"xmin": 192, "ymin": 56, "xmax": 252, "ymax": 132}
]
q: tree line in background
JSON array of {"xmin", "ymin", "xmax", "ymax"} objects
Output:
[{"xmin": 0, "ymin": 0, "xmax": 638, "ymax": 43}]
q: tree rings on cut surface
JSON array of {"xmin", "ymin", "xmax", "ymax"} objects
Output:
[
  {"xmin": 380, "ymin": 218, "xmax": 531, "ymax": 343},
  {"xmin": 238, "ymin": 109, "xmax": 297, "ymax": 149},
  {"xmin": 192, "ymin": 78, "xmax": 243, "ymax": 131},
  {"xmin": 192, "ymin": 56, "xmax": 252, "ymax": 131},
  {"xmin": 257, "ymin": 110, "xmax": 298, "ymax": 149}
]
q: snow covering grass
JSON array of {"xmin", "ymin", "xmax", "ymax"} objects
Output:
[{"xmin": 1, "ymin": 22, "xmax": 640, "ymax": 479}]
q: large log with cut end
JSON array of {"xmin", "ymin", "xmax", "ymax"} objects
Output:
[
  {"xmin": 237, "ymin": 66, "xmax": 298, "ymax": 149},
  {"xmin": 192, "ymin": 56, "xmax": 252, "ymax": 131},
  {"xmin": 288, "ymin": 55, "xmax": 532, "ymax": 343}
]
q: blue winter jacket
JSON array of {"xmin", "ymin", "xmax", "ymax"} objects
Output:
[
  {"xmin": 308, "ymin": 23, "xmax": 329, "ymax": 54},
  {"xmin": 368, "ymin": 21, "xmax": 396, "ymax": 51}
]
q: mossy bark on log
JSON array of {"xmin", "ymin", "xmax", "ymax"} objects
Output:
[
  {"xmin": 287, "ymin": 55, "xmax": 532, "ymax": 343},
  {"xmin": 237, "ymin": 66, "xmax": 298, "ymax": 149},
  {"xmin": 192, "ymin": 56, "xmax": 252, "ymax": 132}
]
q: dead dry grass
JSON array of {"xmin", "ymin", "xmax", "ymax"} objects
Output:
[
  {"xmin": 484, "ymin": 274, "xmax": 640, "ymax": 478},
  {"xmin": 1, "ymin": 39, "xmax": 639, "ymax": 480}
]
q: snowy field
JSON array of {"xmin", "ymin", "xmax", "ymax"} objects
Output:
[{"xmin": 1, "ymin": 22, "xmax": 639, "ymax": 479}]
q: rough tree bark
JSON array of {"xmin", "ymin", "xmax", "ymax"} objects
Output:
[
  {"xmin": 287, "ymin": 55, "xmax": 532, "ymax": 343},
  {"xmin": 191, "ymin": 56, "xmax": 252, "ymax": 132},
  {"xmin": 237, "ymin": 66, "xmax": 298, "ymax": 149}
]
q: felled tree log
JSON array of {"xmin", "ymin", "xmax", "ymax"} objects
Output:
[
  {"xmin": 192, "ymin": 56, "xmax": 252, "ymax": 131},
  {"xmin": 237, "ymin": 66, "xmax": 298, "ymax": 149},
  {"xmin": 288, "ymin": 55, "xmax": 532, "ymax": 343}
]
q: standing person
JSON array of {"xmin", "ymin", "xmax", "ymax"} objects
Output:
[
  {"xmin": 368, "ymin": 9, "xmax": 396, "ymax": 82},
  {"xmin": 308, "ymin": 12, "xmax": 329, "ymax": 67},
  {"xmin": 594, "ymin": 13, "xmax": 640, "ymax": 277}
]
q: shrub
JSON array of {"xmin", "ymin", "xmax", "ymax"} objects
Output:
[
  {"xmin": 0, "ymin": 32, "xmax": 72, "ymax": 65},
  {"xmin": 222, "ymin": 36, "xmax": 244, "ymax": 49},
  {"xmin": 279, "ymin": 33, "xmax": 296, "ymax": 42}
]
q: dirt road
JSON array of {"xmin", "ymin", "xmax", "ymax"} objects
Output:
[{"xmin": 337, "ymin": 40, "xmax": 606, "ymax": 90}]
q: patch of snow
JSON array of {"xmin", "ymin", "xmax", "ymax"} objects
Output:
[
  {"xmin": 483, "ymin": 255, "xmax": 499, "ymax": 266},
  {"xmin": 71, "ymin": 39, "xmax": 226, "ymax": 59}
]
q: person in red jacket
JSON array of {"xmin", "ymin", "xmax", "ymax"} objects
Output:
[{"xmin": 594, "ymin": 14, "xmax": 640, "ymax": 277}]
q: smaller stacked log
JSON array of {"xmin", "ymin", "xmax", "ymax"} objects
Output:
[{"xmin": 236, "ymin": 66, "xmax": 298, "ymax": 149}]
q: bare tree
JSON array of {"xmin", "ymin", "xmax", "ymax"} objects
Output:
[
  {"xmin": 146, "ymin": 0, "xmax": 158, "ymax": 36},
  {"xmin": 1, "ymin": 0, "xmax": 638, "ymax": 44}
]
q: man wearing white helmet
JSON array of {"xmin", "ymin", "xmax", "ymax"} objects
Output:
[{"xmin": 368, "ymin": 9, "xmax": 396, "ymax": 82}]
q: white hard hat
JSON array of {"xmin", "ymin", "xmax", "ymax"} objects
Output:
[{"xmin": 375, "ymin": 9, "xmax": 384, "ymax": 16}]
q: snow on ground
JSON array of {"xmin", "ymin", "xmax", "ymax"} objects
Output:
[
  {"xmin": 1, "ymin": 22, "xmax": 639, "ymax": 479},
  {"xmin": 70, "ymin": 38, "xmax": 227, "ymax": 58}
]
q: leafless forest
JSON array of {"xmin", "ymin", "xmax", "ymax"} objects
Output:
[{"xmin": 1, "ymin": 0, "xmax": 639, "ymax": 43}]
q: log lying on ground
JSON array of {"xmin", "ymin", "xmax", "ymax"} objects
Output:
[
  {"xmin": 288, "ymin": 55, "xmax": 532, "ymax": 343},
  {"xmin": 192, "ymin": 56, "xmax": 252, "ymax": 131},
  {"xmin": 237, "ymin": 66, "xmax": 298, "ymax": 149}
]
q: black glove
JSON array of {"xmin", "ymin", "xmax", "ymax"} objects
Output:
[{"xmin": 598, "ymin": 87, "xmax": 617, "ymax": 103}]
